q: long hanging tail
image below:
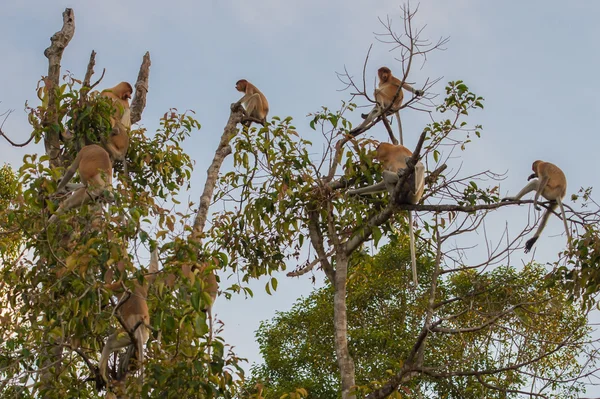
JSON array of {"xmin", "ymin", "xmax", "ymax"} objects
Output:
[
  {"xmin": 557, "ymin": 197, "xmax": 572, "ymax": 250},
  {"xmin": 135, "ymin": 327, "xmax": 145, "ymax": 383},
  {"xmin": 395, "ymin": 111, "xmax": 403, "ymax": 146},
  {"xmin": 207, "ymin": 307, "xmax": 213, "ymax": 358},
  {"xmin": 408, "ymin": 211, "xmax": 418, "ymax": 287}
]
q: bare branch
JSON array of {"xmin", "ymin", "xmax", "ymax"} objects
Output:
[
  {"xmin": 79, "ymin": 50, "xmax": 96, "ymax": 106},
  {"xmin": 130, "ymin": 52, "xmax": 151, "ymax": 125},
  {"xmin": 192, "ymin": 104, "xmax": 245, "ymax": 240},
  {"xmin": 43, "ymin": 8, "xmax": 75, "ymax": 167},
  {"xmin": 0, "ymin": 110, "xmax": 35, "ymax": 147}
]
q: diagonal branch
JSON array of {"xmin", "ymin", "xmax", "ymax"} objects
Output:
[
  {"xmin": 43, "ymin": 8, "xmax": 75, "ymax": 167},
  {"xmin": 192, "ymin": 104, "xmax": 245, "ymax": 241}
]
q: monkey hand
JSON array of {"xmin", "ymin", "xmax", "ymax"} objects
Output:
[
  {"xmin": 414, "ymin": 89, "xmax": 424, "ymax": 97},
  {"xmin": 534, "ymin": 204, "xmax": 542, "ymax": 211},
  {"xmin": 230, "ymin": 101, "xmax": 243, "ymax": 112}
]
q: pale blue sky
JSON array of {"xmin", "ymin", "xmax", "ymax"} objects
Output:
[{"xmin": 2, "ymin": 0, "xmax": 600, "ymax": 394}]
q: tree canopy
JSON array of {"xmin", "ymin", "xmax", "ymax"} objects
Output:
[{"xmin": 1, "ymin": 4, "xmax": 600, "ymax": 399}]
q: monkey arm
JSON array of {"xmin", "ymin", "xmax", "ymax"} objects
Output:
[
  {"xmin": 401, "ymin": 82, "xmax": 424, "ymax": 97},
  {"xmin": 533, "ymin": 176, "xmax": 549, "ymax": 211}
]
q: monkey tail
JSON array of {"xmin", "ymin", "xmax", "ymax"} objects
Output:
[
  {"xmin": 408, "ymin": 211, "xmax": 418, "ymax": 287},
  {"xmin": 556, "ymin": 197, "xmax": 572, "ymax": 250},
  {"xmin": 394, "ymin": 111, "xmax": 403, "ymax": 146},
  {"xmin": 135, "ymin": 327, "xmax": 145, "ymax": 383},
  {"xmin": 207, "ymin": 307, "xmax": 213, "ymax": 358}
]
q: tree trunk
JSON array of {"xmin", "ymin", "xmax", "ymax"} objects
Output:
[{"xmin": 333, "ymin": 254, "xmax": 356, "ymax": 399}]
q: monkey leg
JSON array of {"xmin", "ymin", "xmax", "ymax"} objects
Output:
[
  {"xmin": 532, "ymin": 175, "xmax": 549, "ymax": 211},
  {"xmin": 524, "ymin": 205, "xmax": 554, "ymax": 253},
  {"xmin": 100, "ymin": 332, "xmax": 132, "ymax": 382},
  {"xmin": 501, "ymin": 179, "xmax": 539, "ymax": 202},
  {"xmin": 382, "ymin": 170, "xmax": 400, "ymax": 193},
  {"xmin": 348, "ymin": 180, "xmax": 388, "ymax": 196},
  {"xmin": 350, "ymin": 106, "xmax": 380, "ymax": 136},
  {"xmin": 48, "ymin": 187, "xmax": 90, "ymax": 224}
]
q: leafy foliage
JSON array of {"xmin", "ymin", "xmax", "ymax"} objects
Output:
[
  {"xmin": 0, "ymin": 79, "xmax": 242, "ymax": 397},
  {"xmin": 246, "ymin": 244, "xmax": 589, "ymax": 399}
]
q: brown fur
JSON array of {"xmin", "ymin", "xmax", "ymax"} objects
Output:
[
  {"xmin": 100, "ymin": 82, "xmax": 133, "ymax": 164},
  {"xmin": 99, "ymin": 250, "xmax": 158, "ymax": 385},
  {"xmin": 49, "ymin": 145, "xmax": 113, "ymax": 224},
  {"xmin": 235, "ymin": 79, "xmax": 269, "ymax": 125}
]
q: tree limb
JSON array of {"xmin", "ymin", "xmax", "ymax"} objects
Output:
[
  {"xmin": 130, "ymin": 52, "xmax": 151, "ymax": 125},
  {"xmin": 192, "ymin": 104, "xmax": 245, "ymax": 240},
  {"xmin": 43, "ymin": 8, "xmax": 75, "ymax": 167}
]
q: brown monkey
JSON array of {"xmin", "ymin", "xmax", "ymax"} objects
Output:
[
  {"xmin": 48, "ymin": 145, "xmax": 113, "ymax": 224},
  {"xmin": 502, "ymin": 160, "xmax": 570, "ymax": 253},
  {"xmin": 182, "ymin": 262, "xmax": 218, "ymax": 344},
  {"xmin": 350, "ymin": 67, "xmax": 423, "ymax": 143},
  {"xmin": 348, "ymin": 143, "xmax": 425, "ymax": 286},
  {"xmin": 234, "ymin": 79, "xmax": 269, "ymax": 126},
  {"xmin": 99, "ymin": 249, "xmax": 158, "ymax": 384},
  {"xmin": 100, "ymin": 82, "xmax": 133, "ymax": 169}
]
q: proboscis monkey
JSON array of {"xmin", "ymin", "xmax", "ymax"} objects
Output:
[
  {"xmin": 99, "ymin": 249, "xmax": 158, "ymax": 385},
  {"xmin": 350, "ymin": 67, "xmax": 423, "ymax": 143},
  {"xmin": 502, "ymin": 160, "xmax": 570, "ymax": 253},
  {"xmin": 182, "ymin": 263, "xmax": 218, "ymax": 343},
  {"xmin": 348, "ymin": 143, "xmax": 425, "ymax": 286},
  {"xmin": 235, "ymin": 79, "xmax": 269, "ymax": 127},
  {"xmin": 100, "ymin": 82, "xmax": 133, "ymax": 171},
  {"xmin": 48, "ymin": 145, "xmax": 113, "ymax": 224}
]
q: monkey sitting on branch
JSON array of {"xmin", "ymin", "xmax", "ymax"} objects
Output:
[
  {"xmin": 349, "ymin": 67, "xmax": 423, "ymax": 144},
  {"xmin": 232, "ymin": 79, "xmax": 269, "ymax": 127},
  {"xmin": 98, "ymin": 249, "xmax": 158, "ymax": 389},
  {"xmin": 348, "ymin": 142, "xmax": 425, "ymax": 286},
  {"xmin": 98, "ymin": 81, "xmax": 133, "ymax": 174},
  {"xmin": 48, "ymin": 144, "xmax": 113, "ymax": 224},
  {"xmin": 502, "ymin": 160, "xmax": 571, "ymax": 253}
]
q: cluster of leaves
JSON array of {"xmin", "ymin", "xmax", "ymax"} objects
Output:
[
  {"xmin": 245, "ymin": 243, "xmax": 588, "ymax": 399},
  {"xmin": 211, "ymin": 118, "xmax": 314, "ymax": 289},
  {"xmin": 0, "ymin": 164, "xmax": 21, "ymax": 259},
  {"xmin": 0, "ymin": 81, "xmax": 241, "ymax": 397},
  {"xmin": 210, "ymin": 82, "xmax": 488, "ymax": 286}
]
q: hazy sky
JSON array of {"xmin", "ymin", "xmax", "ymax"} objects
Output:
[{"xmin": 2, "ymin": 0, "xmax": 599, "ymax": 394}]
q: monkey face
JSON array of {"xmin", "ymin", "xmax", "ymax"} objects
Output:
[
  {"xmin": 235, "ymin": 80, "xmax": 247, "ymax": 92},
  {"xmin": 378, "ymin": 67, "xmax": 392, "ymax": 83}
]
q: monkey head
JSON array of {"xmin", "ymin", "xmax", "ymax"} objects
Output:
[
  {"xmin": 235, "ymin": 79, "xmax": 248, "ymax": 92},
  {"xmin": 528, "ymin": 160, "xmax": 543, "ymax": 180},
  {"xmin": 378, "ymin": 67, "xmax": 392, "ymax": 83},
  {"xmin": 115, "ymin": 82, "xmax": 133, "ymax": 100}
]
